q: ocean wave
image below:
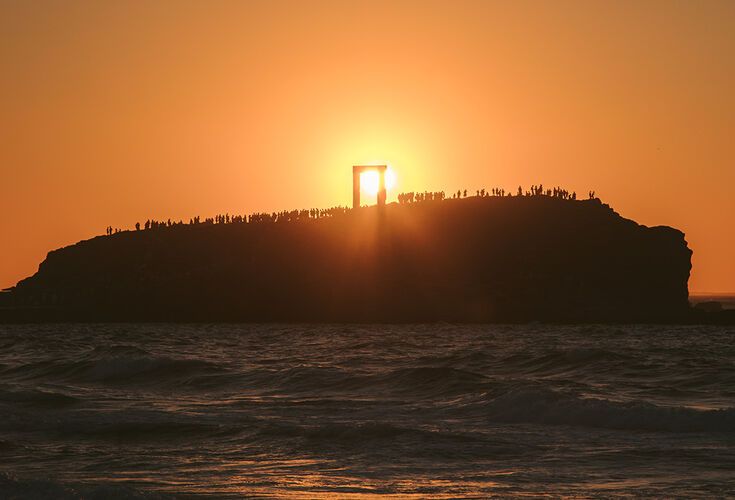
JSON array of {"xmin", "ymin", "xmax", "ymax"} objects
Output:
[
  {"xmin": 72, "ymin": 356, "xmax": 220, "ymax": 385},
  {"xmin": 86, "ymin": 344, "xmax": 153, "ymax": 358},
  {"xmin": 253, "ymin": 420, "xmax": 477, "ymax": 446},
  {"xmin": 259, "ymin": 365, "xmax": 490, "ymax": 397},
  {"xmin": 37, "ymin": 409, "xmax": 230, "ymax": 442},
  {"xmin": 369, "ymin": 366, "xmax": 489, "ymax": 395},
  {"xmin": 0, "ymin": 387, "xmax": 80, "ymax": 408},
  {"xmin": 0, "ymin": 473, "xmax": 171, "ymax": 499},
  {"xmin": 70, "ymin": 420, "xmax": 218, "ymax": 441},
  {"xmin": 483, "ymin": 387, "xmax": 735, "ymax": 433},
  {"xmin": 497, "ymin": 347, "xmax": 632, "ymax": 375},
  {"xmin": 1, "ymin": 347, "xmax": 225, "ymax": 386}
]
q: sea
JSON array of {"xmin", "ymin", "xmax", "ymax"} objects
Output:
[{"xmin": 0, "ymin": 323, "xmax": 734, "ymax": 499}]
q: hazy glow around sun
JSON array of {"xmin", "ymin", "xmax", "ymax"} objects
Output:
[{"xmin": 361, "ymin": 168, "xmax": 396, "ymax": 196}]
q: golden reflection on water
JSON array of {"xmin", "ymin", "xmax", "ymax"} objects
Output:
[{"xmin": 135, "ymin": 459, "xmax": 519, "ymax": 498}]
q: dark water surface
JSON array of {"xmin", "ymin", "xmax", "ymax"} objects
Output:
[{"xmin": 1, "ymin": 324, "xmax": 734, "ymax": 498}]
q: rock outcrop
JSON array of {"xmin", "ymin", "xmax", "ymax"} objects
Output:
[{"xmin": 1, "ymin": 196, "xmax": 693, "ymax": 322}]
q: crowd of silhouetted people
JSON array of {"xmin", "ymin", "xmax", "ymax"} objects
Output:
[
  {"xmin": 247, "ymin": 206, "xmax": 350, "ymax": 224},
  {"xmin": 106, "ymin": 184, "xmax": 597, "ymax": 236},
  {"xmin": 107, "ymin": 205, "xmax": 352, "ymax": 235},
  {"xmin": 397, "ymin": 191, "xmax": 447, "ymax": 203},
  {"xmin": 396, "ymin": 184, "xmax": 589, "ymax": 204},
  {"xmin": 524, "ymin": 184, "xmax": 578, "ymax": 199}
]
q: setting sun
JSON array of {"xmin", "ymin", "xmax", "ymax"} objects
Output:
[{"xmin": 360, "ymin": 168, "xmax": 396, "ymax": 197}]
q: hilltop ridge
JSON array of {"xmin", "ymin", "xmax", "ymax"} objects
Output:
[{"xmin": 1, "ymin": 195, "xmax": 695, "ymax": 322}]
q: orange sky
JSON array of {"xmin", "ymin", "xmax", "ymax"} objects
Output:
[{"xmin": 1, "ymin": 1, "xmax": 734, "ymax": 293}]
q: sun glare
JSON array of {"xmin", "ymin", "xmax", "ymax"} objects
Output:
[{"xmin": 360, "ymin": 168, "xmax": 396, "ymax": 196}]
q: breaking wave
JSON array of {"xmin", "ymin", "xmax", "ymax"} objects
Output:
[
  {"xmin": 482, "ymin": 387, "xmax": 735, "ymax": 433},
  {"xmin": 1, "ymin": 344, "xmax": 225, "ymax": 387}
]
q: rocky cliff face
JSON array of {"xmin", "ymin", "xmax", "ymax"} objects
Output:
[{"xmin": 2, "ymin": 197, "xmax": 692, "ymax": 322}]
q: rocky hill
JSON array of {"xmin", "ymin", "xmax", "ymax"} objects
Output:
[{"xmin": 1, "ymin": 196, "xmax": 694, "ymax": 322}]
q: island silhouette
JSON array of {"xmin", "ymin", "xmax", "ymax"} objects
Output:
[{"xmin": 2, "ymin": 185, "xmax": 730, "ymax": 323}]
